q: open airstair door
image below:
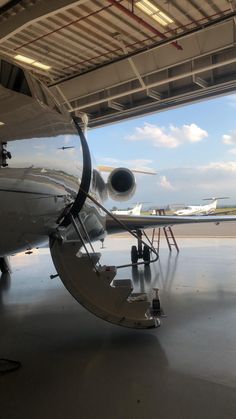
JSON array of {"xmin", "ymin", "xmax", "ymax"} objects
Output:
[
  {"xmin": 50, "ymin": 239, "xmax": 159, "ymax": 329},
  {"xmin": 49, "ymin": 123, "xmax": 158, "ymax": 329}
]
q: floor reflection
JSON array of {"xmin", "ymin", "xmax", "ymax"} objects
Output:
[
  {"xmin": 2, "ymin": 238, "xmax": 236, "ymax": 419},
  {"xmin": 131, "ymin": 251, "xmax": 179, "ymax": 298},
  {"xmin": 156, "ymin": 252, "xmax": 179, "ymax": 297},
  {"xmin": 0, "ymin": 272, "xmax": 11, "ymax": 307},
  {"xmin": 131, "ymin": 265, "xmax": 151, "ymax": 288}
]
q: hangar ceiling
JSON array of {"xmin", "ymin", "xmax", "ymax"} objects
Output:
[{"xmin": 1, "ymin": 0, "xmax": 236, "ymax": 127}]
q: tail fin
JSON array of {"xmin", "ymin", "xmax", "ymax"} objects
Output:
[
  {"xmin": 97, "ymin": 165, "xmax": 156, "ymax": 175},
  {"xmin": 131, "ymin": 204, "xmax": 142, "ymax": 215}
]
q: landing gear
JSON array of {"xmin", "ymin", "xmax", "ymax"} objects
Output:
[
  {"xmin": 131, "ymin": 245, "xmax": 138, "ymax": 263},
  {"xmin": 143, "ymin": 245, "xmax": 150, "ymax": 265},
  {"xmin": 0, "ymin": 257, "xmax": 10, "ymax": 273},
  {"xmin": 130, "ymin": 230, "xmax": 152, "ymax": 265}
]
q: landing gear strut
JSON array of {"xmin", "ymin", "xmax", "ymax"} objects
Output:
[
  {"xmin": 130, "ymin": 229, "xmax": 151, "ymax": 265},
  {"xmin": 0, "ymin": 257, "xmax": 10, "ymax": 273}
]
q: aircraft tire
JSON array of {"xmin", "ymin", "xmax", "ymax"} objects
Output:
[
  {"xmin": 143, "ymin": 245, "xmax": 150, "ymax": 265},
  {"xmin": 0, "ymin": 257, "xmax": 9, "ymax": 273},
  {"xmin": 131, "ymin": 245, "xmax": 138, "ymax": 264}
]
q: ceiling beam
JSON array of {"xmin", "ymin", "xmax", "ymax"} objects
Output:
[
  {"xmin": 0, "ymin": 0, "xmax": 87, "ymax": 42},
  {"xmin": 193, "ymin": 75, "xmax": 209, "ymax": 88},
  {"xmin": 107, "ymin": 0, "xmax": 183, "ymax": 51},
  {"xmin": 0, "ymin": 0, "xmax": 22, "ymax": 16},
  {"xmin": 50, "ymin": 11, "xmax": 236, "ymax": 86},
  {"xmin": 108, "ymin": 100, "xmax": 125, "ymax": 111},
  {"xmin": 116, "ymin": 35, "xmax": 146, "ymax": 88},
  {"xmin": 69, "ymin": 55, "xmax": 236, "ymax": 111},
  {"xmin": 88, "ymin": 79, "xmax": 236, "ymax": 128}
]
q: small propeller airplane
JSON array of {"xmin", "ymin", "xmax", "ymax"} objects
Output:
[
  {"xmin": 111, "ymin": 203, "xmax": 143, "ymax": 216},
  {"xmin": 174, "ymin": 197, "xmax": 229, "ymax": 216},
  {"xmin": 1, "ymin": 55, "xmax": 236, "ymax": 329}
]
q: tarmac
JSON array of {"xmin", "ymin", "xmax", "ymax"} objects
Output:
[
  {"xmin": 1, "ymin": 225, "xmax": 236, "ymax": 419},
  {"xmin": 165, "ymin": 220, "xmax": 236, "ymax": 237}
]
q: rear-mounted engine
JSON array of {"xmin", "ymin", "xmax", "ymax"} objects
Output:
[{"xmin": 107, "ymin": 167, "xmax": 136, "ymax": 201}]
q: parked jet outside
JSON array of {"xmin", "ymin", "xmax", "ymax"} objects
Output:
[{"xmin": 174, "ymin": 197, "xmax": 229, "ymax": 216}]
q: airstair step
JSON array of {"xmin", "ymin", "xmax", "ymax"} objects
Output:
[
  {"xmin": 129, "ymin": 293, "xmax": 148, "ymax": 302},
  {"xmin": 50, "ymin": 239, "xmax": 159, "ymax": 329},
  {"xmin": 113, "ymin": 279, "xmax": 133, "ymax": 288}
]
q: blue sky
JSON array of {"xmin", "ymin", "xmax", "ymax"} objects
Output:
[{"xmin": 87, "ymin": 93, "xmax": 236, "ymax": 209}]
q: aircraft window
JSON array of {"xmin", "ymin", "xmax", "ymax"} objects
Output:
[{"xmin": 0, "ymin": 60, "xmax": 32, "ymax": 97}]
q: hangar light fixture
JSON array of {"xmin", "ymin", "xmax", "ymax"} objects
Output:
[
  {"xmin": 32, "ymin": 62, "xmax": 51, "ymax": 70},
  {"xmin": 0, "ymin": 121, "xmax": 5, "ymax": 126},
  {"xmin": 136, "ymin": 0, "xmax": 173, "ymax": 26},
  {"xmin": 15, "ymin": 54, "xmax": 51, "ymax": 71},
  {"xmin": 14, "ymin": 54, "xmax": 35, "ymax": 64}
]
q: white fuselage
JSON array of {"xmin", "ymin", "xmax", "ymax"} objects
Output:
[
  {"xmin": 112, "ymin": 204, "xmax": 142, "ymax": 216},
  {"xmin": 175, "ymin": 200, "xmax": 217, "ymax": 216}
]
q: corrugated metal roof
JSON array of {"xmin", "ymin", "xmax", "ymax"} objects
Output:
[
  {"xmin": 1, "ymin": 0, "xmax": 236, "ymax": 126},
  {"xmin": 0, "ymin": 0, "xmax": 234, "ymax": 82}
]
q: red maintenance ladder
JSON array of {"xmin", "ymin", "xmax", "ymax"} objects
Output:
[{"xmin": 151, "ymin": 209, "xmax": 179, "ymax": 253}]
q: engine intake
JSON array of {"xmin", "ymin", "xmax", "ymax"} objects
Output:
[{"xmin": 107, "ymin": 168, "xmax": 136, "ymax": 201}]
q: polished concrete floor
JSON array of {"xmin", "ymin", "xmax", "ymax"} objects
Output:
[{"xmin": 1, "ymin": 235, "xmax": 236, "ymax": 419}]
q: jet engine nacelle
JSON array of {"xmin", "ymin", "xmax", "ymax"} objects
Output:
[{"xmin": 107, "ymin": 168, "xmax": 136, "ymax": 201}]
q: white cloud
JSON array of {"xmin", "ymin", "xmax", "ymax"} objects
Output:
[
  {"xmin": 222, "ymin": 130, "xmax": 236, "ymax": 146},
  {"xmin": 222, "ymin": 135, "xmax": 233, "ymax": 145},
  {"xmin": 155, "ymin": 163, "xmax": 236, "ymax": 201},
  {"xmin": 202, "ymin": 161, "xmax": 236, "ymax": 172},
  {"xmin": 171, "ymin": 124, "xmax": 208, "ymax": 143},
  {"xmin": 127, "ymin": 124, "xmax": 179, "ymax": 148},
  {"xmin": 222, "ymin": 130, "xmax": 236, "ymax": 154},
  {"xmin": 158, "ymin": 175, "xmax": 175, "ymax": 190},
  {"xmin": 126, "ymin": 123, "xmax": 208, "ymax": 148}
]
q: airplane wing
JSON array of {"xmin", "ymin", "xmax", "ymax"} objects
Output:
[
  {"xmin": 106, "ymin": 214, "xmax": 236, "ymax": 234},
  {"xmin": 211, "ymin": 209, "xmax": 236, "ymax": 215}
]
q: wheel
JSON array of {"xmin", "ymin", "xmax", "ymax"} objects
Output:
[
  {"xmin": 131, "ymin": 245, "xmax": 138, "ymax": 264},
  {"xmin": 0, "ymin": 257, "xmax": 10, "ymax": 273},
  {"xmin": 143, "ymin": 245, "xmax": 150, "ymax": 265}
]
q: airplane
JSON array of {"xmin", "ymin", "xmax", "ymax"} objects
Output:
[
  {"xmin": 1, "ymin": 55, "xmax": 236, "ymax": 330},
  {"xmin": 174, "ymin": 197, "xmax": 229, "ymax": 216},
  {"xmin": 111, "ymin": 203, "xmax": 142, "ymax": 216}
]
